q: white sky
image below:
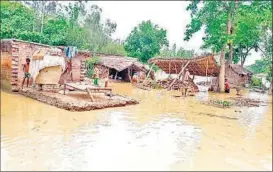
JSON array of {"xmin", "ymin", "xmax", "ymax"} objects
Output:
[{"xmin": 86, "ymin": 1, "xmax": 262, "ymax": 65}]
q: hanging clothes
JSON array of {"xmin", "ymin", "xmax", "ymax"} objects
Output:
[{"xmin": 64, "ymin": 46, "xmax": 77, "ymax": 59}]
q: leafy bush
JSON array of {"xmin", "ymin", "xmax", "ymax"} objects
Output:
[
  {"xmin": 250, "ymin": 76, "xmax": 262, "ymax": 87},
  {"xmin": 85, "ymin": 56, "xmax": 101, "ymax": 78}
]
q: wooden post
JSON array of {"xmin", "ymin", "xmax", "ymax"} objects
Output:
[
  {"xmin": 115, "ymin": 71, "xmax": 118, "ymax": 80},
  {"xmin": 143, "ymin": 63, "xmax": 155, "ymax": 83},
  {"xmin": 206, "ymin": 59, "xmax": 209, "ymax": 83},
  {"xmin": 167, "ymin": 61, "xmax": 190, "ymax": 90},
  {"xmin": 179, "ymin": 63, "xmax": 184, "ymax": 80},
  {"xmin": 128, "ymin": 67, "xmax": 132, "ymax": 82}
]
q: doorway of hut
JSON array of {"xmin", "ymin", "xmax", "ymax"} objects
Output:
[{"xmin": 109, "ymin": 68, "xmax": 137, "ymax": 82}]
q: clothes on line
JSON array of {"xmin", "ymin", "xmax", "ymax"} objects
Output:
[{"xmin": 64, "ymin": 46, "xmax": 77, "ymax": 59}]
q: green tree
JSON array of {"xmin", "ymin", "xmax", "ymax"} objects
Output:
[
  {"xmin": 159, "ymin": 44, "xmax": 195, "ymax": 58},
  {"xmin": 1, "ymin": 1, "xmax": 35, "ymax": 39},
  {"xmin": 185, "ymin": 1, "xmax": 237, "ymax": 92},
  {"xmin": 184, "ymin": 1, "xmax": 272, "ymax": 92},
  {"xmin": 124, "ymin": 20, "xmax": 169, "ymax": 63}
]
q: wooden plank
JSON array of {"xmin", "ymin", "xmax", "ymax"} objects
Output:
[
  {"xmin": 143, "ymin": 63, "xmax": 155, "ymax": 83},
  {"xmin": 86, "ymin": 88, "xmax": 95, "ymax": 102}
]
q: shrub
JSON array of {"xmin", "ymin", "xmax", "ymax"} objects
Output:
[
  {"xmin": 85, "ymin": 56, "xmax": 101, "ymax": 78},
  {"xmin": 250, "ymin": 76, "xmax": 262, "ymax": 87}
]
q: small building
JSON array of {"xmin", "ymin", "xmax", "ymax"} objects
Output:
[
  {"xmin": 149, "ymin": 54, "xmax": 220, "ymax": 91},
  {"xmin": 96, "ymin": 56, "xmax": 153, "ymax": 82},
  {"xmin": 1, "ymin": 39, "xmax": 152, "ymax": 92},
  {"xmin": 225, "ymin": 64, "xmax": 252, "ymax": 86}
]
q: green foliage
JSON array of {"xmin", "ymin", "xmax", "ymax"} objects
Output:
[
  {"xmin": 185, "ymin": 1, "xmax": 272, "ymax": 66},
  {"xmin": 124, "ymin": 20, "xmax": 169, "ymax": 63},
  {"xmin": 85, "ymin": 57, "xmax": 101, "ymax": 78},
  {"xmin": 160, "ymin": 44, "xmax": 195, "ymax": 58},
  {"xmin": 247, "ymin": 59, "xmax": 268, "ymax": 74},
  {"xmin": 214, "ymin": 100, "xmax": 232, "ymax": 108},
  {"xmin": 250, "ymin": 76, "xmax": 262, "ymax": 87},
  {"xmin": 1, "ymin": 1, "xmax": 119, "ymax": 53},
  {"xmin": 1, "ymin": 1, "xmax": 35, "ymax": 39},
  {"xmin": 99, "ymin": 41, "xmax": 126, "ymax": 56}
]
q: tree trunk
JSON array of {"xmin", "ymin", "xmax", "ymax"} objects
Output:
[
  {"xmin": 227, "ymin": 43, "xmax": 234, "ymax": 64},
  {"xmin": 219, "ymin": 48, "xmax": 226, "ymax": 92},
  {"xmin": 226, "ymin": 9, "xmax": 233, "ymax": 65}
]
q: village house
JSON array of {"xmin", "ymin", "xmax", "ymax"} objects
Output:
[
  {"xmin": 1, "ymin": 39, "xmax": 151, "ymax": 92},
  {"xmin": 225, "ymin": 64, "xmax": 252, "ymax": 86}
]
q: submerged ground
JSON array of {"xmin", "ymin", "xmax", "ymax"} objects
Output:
[{"xmin": 1, "ymin": 82, "xmax": 272, "ymax": 171}]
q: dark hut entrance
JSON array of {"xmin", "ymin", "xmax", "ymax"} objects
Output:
[{"xmin": 109, "ymin": 68, "xmax": 138, "ymax": 82}]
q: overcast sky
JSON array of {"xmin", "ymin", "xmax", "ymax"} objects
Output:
[{"xmin": 90, "ymin": 1, "xmax": 261, "ymax": 65}]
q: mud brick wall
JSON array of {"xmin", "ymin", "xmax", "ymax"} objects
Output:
[
  {"xmin": 1, "ymin": 41, "xmax": 12, "ymax": 90},
  {"xmin": 95, "ymin": 64, "xmax": 109, "ymax": 79}
]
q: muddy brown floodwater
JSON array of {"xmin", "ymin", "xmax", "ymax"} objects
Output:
[{"xmin": 1, "ymin": 83, "xmax": 272, "ymax": 171}]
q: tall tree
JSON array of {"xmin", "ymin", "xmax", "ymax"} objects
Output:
[
  {"xmin": 124, "ymin": 20, "xmax": 169, "ymax": 63},
  {"xmin": 185, "ymin": 1, "xmax": 238, "ymax": 92}
]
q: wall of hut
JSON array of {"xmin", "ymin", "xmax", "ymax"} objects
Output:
[
  {"xmin": 225, "ymin": 65, "xmax": 250, "ymax": 86},
  {"xmin": 95, "ymin": 64, "xmax": 109, "ymax": 79}
]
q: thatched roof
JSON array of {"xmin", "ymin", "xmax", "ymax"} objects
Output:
[
  {"xmin": 98, "ymin": 56, "xmax": 149, "ymax": 72},
  {"xmin": 149, "ymin": 54, "xmax": 220, "ymax": 76},
  {"xmin": 229, "ymin": 64, "xmax": 252, "ymax": 75}
]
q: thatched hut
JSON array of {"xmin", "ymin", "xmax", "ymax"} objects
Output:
[
  {"xmin": 226, "ymin": 64, "xmax": 252, "ymax": 86},
  {"xmin": 149, "ymin": 54, "xmax": 220, "ymax": 91},
  {"xmin": 96, "ymin": 56, "xmax": 153, "ymax": 82},
  {"xmin": 149, "ymin": 54, "xmax": 220, "ymax": 77}
]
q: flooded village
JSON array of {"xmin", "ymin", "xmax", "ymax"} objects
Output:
[{"xmin": 1, "ymin": 1, "xmax": 272, "ymax": 171}]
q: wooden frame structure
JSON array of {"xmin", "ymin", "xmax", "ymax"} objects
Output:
[
  {"xmin": 149, "ymin": 54, "xmax": 220, "ymax": 77},
  {"xmin": 64, "ymin": 82, "xmax": 112, "ymax": 102}
]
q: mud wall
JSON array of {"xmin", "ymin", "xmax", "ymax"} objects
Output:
[{"xmin": 1, "ymin": 49, "xmax": 12, "ymax": 91}]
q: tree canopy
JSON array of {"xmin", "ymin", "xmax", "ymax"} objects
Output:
[
  {"xmin": 0, "ymin": 1, "xmax": 124, "ymax": 55},
  {"xmin": 124, "ymin": 20, "xmax": 169, "ymax": 63}
]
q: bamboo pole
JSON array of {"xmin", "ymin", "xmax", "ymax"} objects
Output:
[
  {"xmin": 167, "ymin": 61, "xmax": 190, "ymax": 91},
  {"xmin": 143, "ymin": 63, "xmax": 155, "ymax": 83}
]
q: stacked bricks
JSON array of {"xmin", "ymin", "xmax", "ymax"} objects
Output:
[
  {"xmin": 11, "ymin": 42, "xmax": 20, "ymax": 92},
  {"xmin": 80, "ymin": 60, "xmax": 85, "ymax": 81}
]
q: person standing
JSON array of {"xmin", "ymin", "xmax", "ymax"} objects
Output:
[
  {"xmin": 93, "ymin": 66, "xmax": 100, "ymax": 86},
  {"xmin": 21, "ymin": 58, "xmax": 31, "ymax": 89},
  {"xmin": 225, "ymin": 78, "xmax": 230, "ymax": 93},
  {"xmin": 182, "ymin": 68, "xmax": 191, "ymax": 96}
]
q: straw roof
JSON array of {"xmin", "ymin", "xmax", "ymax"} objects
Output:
[
  {"xmin": 149, "ymin": 54, "xmax": 220, "ymax": 77},
  {"xmin": 229, "ymin": 64, "xmax": 252, "ymax": 75},
  {"xmin": 98, "ymin": 56, "xmax": 149, "ymax": 72}
]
